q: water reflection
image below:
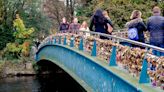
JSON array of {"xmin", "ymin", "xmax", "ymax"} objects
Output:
[
  {"xmin": 0, "ymin": 74, "xmax": 86, "ymax": 92},
  {"xmin": 0, "ymin": 76, "xmax": 39, "ymax": 92},
  {"xmin": 37, "ymin": 73, "xmax": 86, "ymax": 92}
]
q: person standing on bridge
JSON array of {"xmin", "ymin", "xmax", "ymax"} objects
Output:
[
  {"xmin": 35, "ymin": 39, "xmax": 40, "ymax": 49},
  {"xmin": 79, "ymin": 21, "xmax": 90, "ymax": 36},
  {"xmin": 103, "ymin": 10, "xmax": 113, "ymax": 35},
  {"xmin": 89, "ymin": 9, "xmax": 113, "ymax": 39},
  {"xmin": 69, "ymin": 17, "xmax": 80, "ymax": 33},
  {"xmin": 125, "ymin": 10, "xmax": 146, "ymax": 47},
  {"xmin": 59, "ymin": 17, "xmax": 69, "ymax": 33},
  {"xmin": 147, "ymin": 6, "xmax": 164, "ymax": 56}
]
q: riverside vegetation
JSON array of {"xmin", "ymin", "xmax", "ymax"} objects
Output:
[{"xmin": 0, "ymin": 14, "xmax": 37, "ymax": 78}]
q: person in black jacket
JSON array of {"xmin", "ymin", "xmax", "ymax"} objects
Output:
[
  {"xmin": 89, "ymin": 9, "xmax": 113, "ymax": 39},
  {"xmin": 34, "ymin": 39, "xmax": 40, "ymax": 49},
  {"xmin": 125, "ymin": 10, "xmax": 147, "ymax": 44},
  {"xmin": 59, "ymin": 17, "xmax": 69, "ymax": 33}
]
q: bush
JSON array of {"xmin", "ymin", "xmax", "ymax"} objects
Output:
[
  {"xmin": 2, "ymin": 15, "xmax": 34, "ymax": 59},
  {"xmin": 0, "ymin": 26, "xmax": 15, "ymax": 50}
]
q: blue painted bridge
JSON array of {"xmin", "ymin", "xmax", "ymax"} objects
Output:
[{"xmin": 35, "ymin": 33, "xmax": 163, "ymax": 92}]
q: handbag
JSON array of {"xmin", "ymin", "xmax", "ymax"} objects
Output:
[{"xmin": 107, "ymin": 23, "xmax": 113, "ymax": 34}]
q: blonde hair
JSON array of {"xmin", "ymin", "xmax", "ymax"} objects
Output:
[
  {"xmin": 80, "ymin": 21, "xmax": 88, "ymax": 29},
  {"xmin": 103, "ymin": 10, "xmax": 110, "ymax": 19},
  {"xmin": 130, "ymin": 10, "xmax": 142, "ymax": 19}
]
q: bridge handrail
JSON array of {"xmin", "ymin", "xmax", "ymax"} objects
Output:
[
  {"xmin": 113, "ymin": 28, "xmax": 127, "ymax": 32},
  {"xmin": 39, "ymin": 30, "xmax": 163, "ymax": 53},
  {"xmin": 77, "ymin": 30, "xmax": 164, "ymax": 53}
]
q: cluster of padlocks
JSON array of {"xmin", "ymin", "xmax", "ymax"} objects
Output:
[{"xmin": 38, "ymin": 31, "xmax": 164, "ymax": 90}]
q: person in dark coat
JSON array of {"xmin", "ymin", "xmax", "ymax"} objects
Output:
[
  {"xmin": 59, "ymin": 17, "xmax": 69, "ymax": 33},
  {"xmin": 147, "ymin": 6, "xmax": 164, "ymax": 56},
  {"xmin": 89, "ymin": 9, "xmax": 113, "ymax": 39},
  {"xmin": 35, "ymin": 39, "xmax": 40, "ymax": 49},
  {"xmin": 69, "ymin": 17, "xmax": 80, "ymax": 33},
  {"xmin": 125, "ymin": 10, "xmax": 147, "ymax": 44}
]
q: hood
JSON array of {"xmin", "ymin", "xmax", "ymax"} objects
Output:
[{"xmin": 125, "ymin": 18, "xmax": 143, "ymax": 28}]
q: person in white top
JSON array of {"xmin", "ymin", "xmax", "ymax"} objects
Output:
[{"xmin": 79, "ymin": 21, "xmax": 90, "ymax": 36}]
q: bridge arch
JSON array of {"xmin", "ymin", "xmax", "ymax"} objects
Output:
[{"xmin": 36, "ymin": 59, "xmax": 87, "ymax": 92}]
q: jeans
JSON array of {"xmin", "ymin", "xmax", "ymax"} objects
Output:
[{"xmin": 150, "ymin": 42, "xmax": 164, "ymax": 56}]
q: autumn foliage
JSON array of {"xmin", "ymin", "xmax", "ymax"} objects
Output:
[{"xmin": 3, "ymin": 14, "xmax": 34, "ymax": 58}]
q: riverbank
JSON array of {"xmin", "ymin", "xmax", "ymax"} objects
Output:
[{"xmin": 0, "ymin": 59, "xmax": 36, "ymax": 78}]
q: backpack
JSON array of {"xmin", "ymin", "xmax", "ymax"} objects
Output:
[{"xmin": 128, "ymin": 28, "xmax": 139, "ymax": 40}]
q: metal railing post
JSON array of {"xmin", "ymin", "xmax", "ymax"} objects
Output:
[
  {"xmin": 139, "ymin": 59, "xmax": 150, "ymax": 83},
  {"xmin": 70, "ymin": 36, "xmax": 74, "ymax": 47},
  {"xmin": 109, "ymin": 46, "xmax": 117, "ymax": 66},
  {"xmin": 58, "ymin": 36, "xmax": 61, "ymax": 44},
  {"xmin": 54, "ymin": 37, "xmax": 56, "ymax": 44},
  {"xmin": 91, "ymin": 40, "xmax": 97, "ymax": 56},
  {"xmin": 79, "ymin": 37, "xmax": 83, "ymax": 51},
  {"xmin": 63, "ymin": 36, "xmax": 67, "ymax": 45},
  {"xmin": 139, "ymin": 48, "xmax": 150, "ymax": 83}
]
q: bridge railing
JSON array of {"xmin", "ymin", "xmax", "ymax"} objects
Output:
[
  {"xmin": 112, "ymin": 28, "xmax": 150, "ymax": 43},
  {"xmin": 112, "ymin": 28, "xmax": 127, "ymax": 38},
  {"xmin": 38, "ymin": 30, "xmax": 164, "ymax": 90}
]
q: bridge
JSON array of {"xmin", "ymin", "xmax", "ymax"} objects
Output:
[{"xmin": 35, "ymin": 31, "xmax": 164, "ymax": 92}]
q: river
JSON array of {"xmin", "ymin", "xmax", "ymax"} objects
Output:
[{"xmin": 0, "ymin": 73, "xmax": 86, "ymax": 92}]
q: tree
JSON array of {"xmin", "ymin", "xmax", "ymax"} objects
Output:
[
  {"xmin": 76, "ymin": 0, "xmax": 164, "ymax": 29},
  {"xmin": 0, "ymin": 0, "xmax": 52, "ymax": 50},
  {"xmin": 3, "ymin": 14, "xmax": 34, "ymax": 59},
  {"xmin": 43, "ymin": 0, "xmax": 65, "ymax": 27},
  {"xmin": 42, "ymin": 0, "xmax": 83, "ymax": 29}
]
